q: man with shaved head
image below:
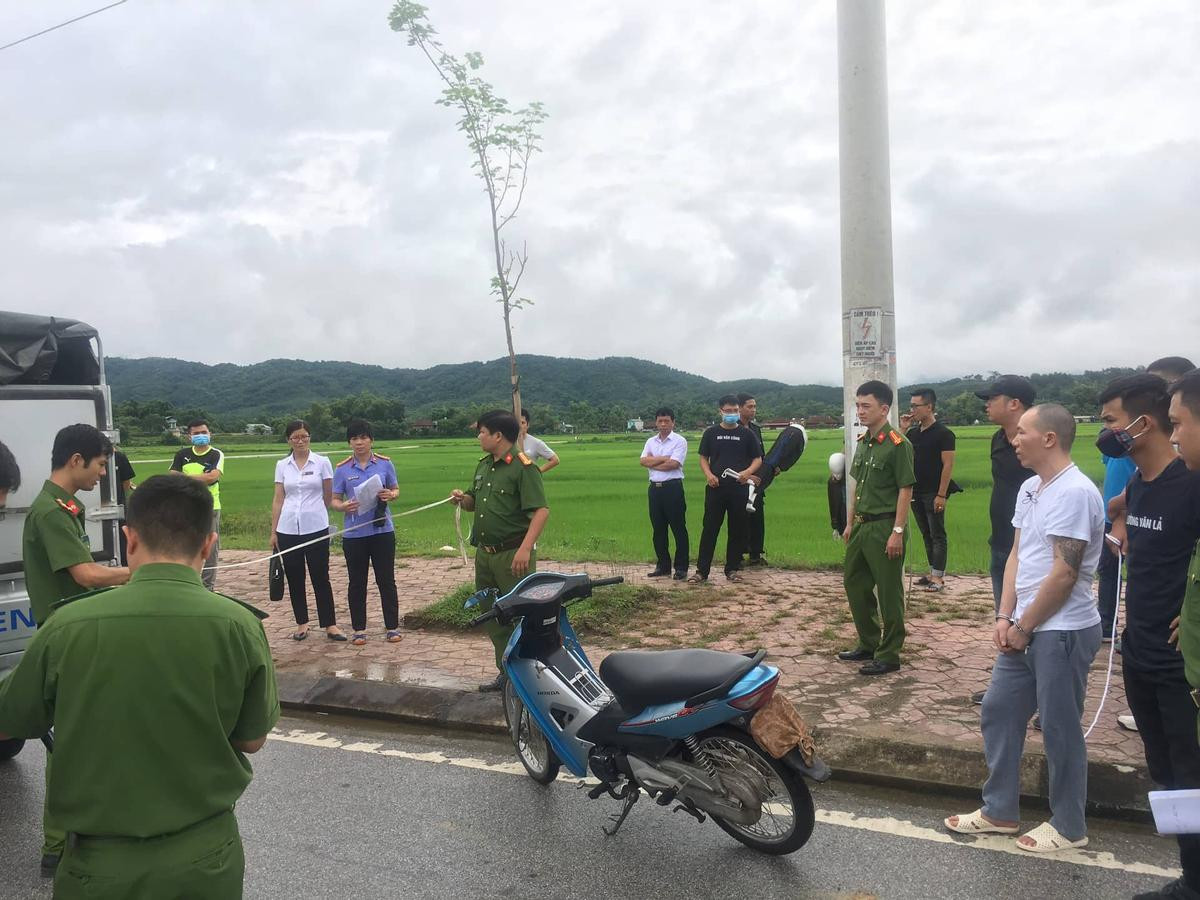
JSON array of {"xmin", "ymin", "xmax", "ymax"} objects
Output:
[{"xmin": 947, "ymin": 403, "xmax": 1104, "ymax": 854}]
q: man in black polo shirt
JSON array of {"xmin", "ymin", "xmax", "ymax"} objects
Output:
[
  {"xmin": 1102, "ymin": 374, "xmax": 1200, "ymax": 900},
  {"xmin": 690, "ymin": 394, "xmax": 762, "ymax": 584},
  {"xmin": 972, "ymin": 375, "xmax": 1035, "ymax": 705},
  {"xmin": 902, "ymin": 388, "xmax": 957, "ymax": 591}
]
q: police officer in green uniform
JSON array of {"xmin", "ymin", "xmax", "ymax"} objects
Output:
[
  {"xmin": 1168, "ymin": 371, "xmax": 1200, "ymax": 744},
  {"xmin": 837, "ymin": 381, "xmax": 916, "ymax": 676},
  {"xmin": 0, "ymin": 473, "xmax": 279, "ymax": 899},
  {"xmin": 450, "ymin": 410, "xmax": 550, "ymax": 692},
  {"xmin": 20, "ymin": 424, "xmax": 131, "ymax": 875}
]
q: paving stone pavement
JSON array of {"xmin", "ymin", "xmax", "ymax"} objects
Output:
[{"xmin": 216, "ymin": 551, "xmax": 1145, "ymax": 768}]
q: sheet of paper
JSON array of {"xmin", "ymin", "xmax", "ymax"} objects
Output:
[
  {"xmin": 353, "ymin": 474, "xmax": 383, "ymax": 512},
  {"xmin": 1149, "ymin": 789, "xmax": 1200, "ymax": 834}
]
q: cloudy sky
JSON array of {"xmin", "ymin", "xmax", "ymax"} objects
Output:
[{"xmin": 2, "ymin": 1, "xmax": 1196, "ymax": 385}]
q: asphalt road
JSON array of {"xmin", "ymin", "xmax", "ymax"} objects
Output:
[{"xmin": 0, "ymin": 713, "xmax": 1183, "ymax": 899}]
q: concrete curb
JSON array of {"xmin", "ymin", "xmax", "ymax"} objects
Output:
[{"xmin": 277, "ymin": 671, "xmax": 1154, "ymax": 819}]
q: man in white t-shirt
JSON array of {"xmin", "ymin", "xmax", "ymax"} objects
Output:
[
  {"xmin": 946, "ymin": 403, "xmax": 1104, "ymax": 853},
  {"xmin": 519, "ymin": 408, "xmax": 560, "ymax": 475}
]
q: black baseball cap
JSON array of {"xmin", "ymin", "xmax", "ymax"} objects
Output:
[{"xmin": 974, "ymin": 375, "xmax": 1035, "ymax": 407}]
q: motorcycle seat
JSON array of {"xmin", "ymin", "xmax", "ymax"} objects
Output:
[{"xmin": 599, "ymin": 648, "xmax": 757, "ymax": 711}]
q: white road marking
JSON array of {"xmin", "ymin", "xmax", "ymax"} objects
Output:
[{"xmin": 268, "ymin": 728, "xmax": 1179, "ymax": 878}]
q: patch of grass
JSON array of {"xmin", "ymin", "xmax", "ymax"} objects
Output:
[{"xmin": 403, "ymin": 581, "xmax": 665, "ymax": 636}]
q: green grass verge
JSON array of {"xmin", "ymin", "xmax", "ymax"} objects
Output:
[{"xmin": 405, "ymin": 581, "xmax": 665, "ymax": 636}]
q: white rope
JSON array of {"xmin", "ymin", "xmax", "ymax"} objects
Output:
[
  {"xmin": 1084, "ymin": 543, "xmax": 1123, "ymax": 740},
  {"xmin": 202, "ymin": 496, "xmax": 457, "ymax": 572}
]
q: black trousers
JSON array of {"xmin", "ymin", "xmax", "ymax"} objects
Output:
[
  {"xmin": 277, "ymin": 529, "xmax": 337, "ymax": 628},
  {"xmin": 343, "ymin": 532, "xmax": 399, "ymax": 632},
  {"xmin": 1097, "ymin": 523, "xmax": 1119, "ymax": 638},
  {"xmin": 747, "ymin": 488, "xmax": 766, "ymax": 559},
  {"xmin": 696, "ymin": 483, "xmax": 749, "ymax": 578},
  {"xmin": 648, "ymin": 480, "xmax": 689, "ymax": 575},
  {"xmin": 910, "ymin": 493, "xmax": 948, "ymax": 573},
  {"xmin": 1124, "ymin": 663, "xmax": 1200, "ymax": 889}
]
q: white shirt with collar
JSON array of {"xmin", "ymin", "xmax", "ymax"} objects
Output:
[
  {"xmin": 641, "ymin": 431, "xmax": 687, "ymax": 483},
  {"xmin": 274, "ymin": 452, "xmax": 335, "ymax": 535}
]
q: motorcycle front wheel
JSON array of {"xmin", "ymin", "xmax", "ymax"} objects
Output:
[
  {"xmin": 694, "ymin": 726, "xmax": 815, "ymax": 855},
  {"xmin": 503, "ymin": 677, "xmax": 561, "ymax": 784}
]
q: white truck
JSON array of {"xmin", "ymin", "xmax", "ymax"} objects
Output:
[{"xmin": 0, "ymin": 311, "xmax": 122, "ymax": 760}]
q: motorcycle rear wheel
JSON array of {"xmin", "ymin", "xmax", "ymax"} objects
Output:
[
  {"xmin": 503, "ymin": 677, "xmax": 561, "ymax": 784},
  {"xmin": 694, "ymin": 726, "xmax": 815, "ymax": 855}
]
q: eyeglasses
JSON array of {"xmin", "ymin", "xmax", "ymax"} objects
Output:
[{"xmin": 289, "ymin": 435, "xmax": 311, "ymax": 442}]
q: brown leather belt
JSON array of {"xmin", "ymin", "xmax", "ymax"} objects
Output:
[
  {"xmin": 853, "ymin": 511, "xmax": 896, "ymax": 524},
  {"xmin": 480, "ymin": 534, "xmax": 527, "ymax": 554}
]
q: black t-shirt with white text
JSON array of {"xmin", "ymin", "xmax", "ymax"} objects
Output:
[
  {"xmin": 1122, "ymin": 458, "xmax": 1200, "ymax": 674},
  {"xmin": 698, "ymin": 425, "xmax": 761, "ymax": 483}
]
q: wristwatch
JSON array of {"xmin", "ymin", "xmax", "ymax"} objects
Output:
[{"xmin": 892, "ymin": 526, "xmax": 904, "ymax": 534}]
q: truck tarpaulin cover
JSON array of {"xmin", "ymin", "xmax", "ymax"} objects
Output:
[{"xmin": 0, "ymin": 311, "xmax": 100, "ymax": 386}]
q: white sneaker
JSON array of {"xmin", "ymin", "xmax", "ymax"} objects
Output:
[{"xmin": 1117, "ymin": 714, "xmax": 1139, "ymax": 732}]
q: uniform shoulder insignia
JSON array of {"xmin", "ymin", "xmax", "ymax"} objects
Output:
[
  {"xmin": 50, "ymin": 587, "xmax": 114, "ymax": 611},
  {"xmin": 55, "ymin": 497, "xmax": 82, "ymax": 517},
  {"xmin": 213, "ymin": 592, "xmax": 270, "ymax": 620},
  {"xmin": 373, "ymin": 453, "xmax": 391, "ymax": 461},
  {"xmin": 504, "ymin": 453, "xmax": 513, "ymax": 465},
  {"xmin": 517, "ymin": 452, "xmax": 533, "ymax": 466},
  {"xmin": 889, "ymin": 430, "xmax": 904, "ymax": 446},
  {"xmin": 336, "ymin": 455, "xmax": 355, "ymax": 467}
]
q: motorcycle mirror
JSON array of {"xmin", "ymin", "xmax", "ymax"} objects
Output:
[{"xmin": 463, "ymin": 587, "xmax": 498, "ymax": 610}]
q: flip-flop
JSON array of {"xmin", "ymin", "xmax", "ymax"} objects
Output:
[
  {"xmin": 923, "ymin": 583, "xmax": 945, "ymax": 593},
  {"xmin": 386, "ymin": 629, "xmax": 403, "ymax": 643},
  {"xmin": 944, "ymin": 808, "xmax": 1019, "ymax": 835},
  {"xmin": 1016, "ymin": 822, "xmax": 1088, "ymax": 852}
]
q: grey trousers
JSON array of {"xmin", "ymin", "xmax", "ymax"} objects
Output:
[
  {"xmin": 202, "ymin": 509, "xmax": 221, "ymax": 591},
  {"xmin": 980, "ymin": 623, "xmax": 1102, "ymax": 840}
]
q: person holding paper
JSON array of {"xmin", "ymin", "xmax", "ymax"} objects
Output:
[
  {"xmin": 1101, "ymin": 374, "xmax": 1200, "ymax": 900},
  {"xmin": 332, "ymin": 419, "xmax": 402, "ymax": 647}
]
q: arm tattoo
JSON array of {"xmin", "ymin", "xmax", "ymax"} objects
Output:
[{"xmin": 1053, "ymin": 537, "xmax": 1087, "ymax": 576}]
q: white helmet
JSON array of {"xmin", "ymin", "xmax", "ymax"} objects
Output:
[{"xmin": 828, "ymin": 452, "xmax": 846, "ymax": 479}]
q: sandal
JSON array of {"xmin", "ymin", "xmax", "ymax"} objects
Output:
[
  {"xmin": 944, "ymin": 808, "xmax": 1019, "ymax": 835},
  {"xmin": 914, "ymin": 576, "xmax": 932, "ymax": 587},
  {"xmin": 923, "ymin": 582, "xmax": 945, "ymax": 593},
  {"xmin": 687, "ymin": 574, "xmax": 708, "ymax": 584},
  {"xmin": 386, "ymin": 629, "xmax": 403, "ymax": 643},
  {"xmin": 1016, "ymin": 822, "xmax": 1088, "ymax": 853},
  {"xmin": 351, "ymin": 633, "xmax": 367, "ymax": 646},
  {"xmin": 291, "ymin": 628, "xmax": 309, "ymax": 641},
  {"xmin": 726, "ymin": 572, "xmax": 743, "ymax": 583}
]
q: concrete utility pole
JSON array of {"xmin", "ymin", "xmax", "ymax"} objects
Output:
[{"xmin": 837, "ymin": 0, "xmax": 898, "ymax": 479}]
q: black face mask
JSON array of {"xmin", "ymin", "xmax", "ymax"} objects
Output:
[{"xmin": 1095, "ymin": 416, "xmax": 1147, "ymax": 459}]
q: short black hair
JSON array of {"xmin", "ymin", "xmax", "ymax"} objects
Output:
[
  {"xmin": 1168, "ymin": 368, "xmax": 1200, "ymax": 418},
  {"xmin": 655, "ymin": 407, "xmax": 675, "ymax": 420},
  {"xmin": 1098, "ymin": 373, "xmax": 1170, "ymax": 433},
  {"xmin": 736, "ymin": 393, "xmax": 755, "ymax": 405},
  {"xmin": 51, "ymin": 424, "xmax": 112, "ymax": 470},
  {"xmin": 285, "ymin": 419, "xmax": 310, "ymax": 439},
  {"xmin": 718, "ymin": 393, "xmax": 739, "ymax": 408},
  {"xmin": 911, "ymin": 388, "xmax": 936, "ymax": 408},
  {"xmin": 476, "ymin": 410, "xmax": 519, "ymax": 443},
  {"xmin": 186, "ymin": 418, "xmax": 209, "ymax": 432},
  {"xmin": 856, "ymin": 380, "xmax": 893, "ymax": 407},
  {"xmin": 520, "ymin": 408, "xmax": 531, "ymax": 423},
  {"xmin": 0, "ymin": 439, "xmax": 20, "ymax": 493},
  {"xmin": 1148, "ymin": 357, "xmax": 1196, "ymax": 382},
  {"xmin": 1032, "ymin": 403, "xmax": 1077, "ymax": 451},
  {"xmin": 127, "ymin": 474, "xmax": 213, "ymax": 558},
  {"xmin": 345, "ymin": 419, "xmax": 373, "ymax": 441}
]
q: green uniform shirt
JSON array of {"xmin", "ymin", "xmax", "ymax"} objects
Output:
[
  {"xmin": 22, "ymin": 480, "xmax": 94, "ymax": 626},
  {"xmin": 465, "ymin": 450, "xmax": 547, "ymax": 547},
  {"xmin": 0, "ymin": 563, "xmax": 279, "ymax": 838},
  {"xmin": 850, "ymin": 425, "xmax": 917, "ymax": 515},
  {"xmin": 1180, "ymin": 542, "xmax": 1200, "ymax": 691}
]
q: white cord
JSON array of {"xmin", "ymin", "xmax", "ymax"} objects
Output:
[
  {"xmin": 1083, "ymin": 545, "xmax": 1122, "ymax": 739},
  {"xmin": 202, "ymin": 496, "xmax": 457, "ymax": 572}
]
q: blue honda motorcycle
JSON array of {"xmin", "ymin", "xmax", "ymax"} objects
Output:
[{"xmin": 466, "ymin": 571, "xmax": 830, "ymax": 855}]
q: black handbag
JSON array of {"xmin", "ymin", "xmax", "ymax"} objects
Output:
[{"xmin": 269, "ymin": 556, "xmax": 285, "ymax": 602}]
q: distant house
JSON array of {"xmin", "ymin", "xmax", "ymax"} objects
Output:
[
  {"xmin": 164, "ymin": 416, "xmax": 180, "ymax": 436},
  {"xmin": 559, "ymin": 423, "xmax": 575, "ymax": 434},
  {"xmin": 626, "ymin": 417, "xmax": 644, "ymax": 432},
  {"xmin": 244, "ymin": 423, "xmax": 272, "ymax": 435},
  {"xmin": 409, "ymin": 419, "xmax": 436, "ymax": 432},
  {"xmin": 762, "ymin": 418, "xmax": 797, "ymax": 430},
  {"xmin": 803, "ymin": 415, "xmax": 842, "ymax": 428}
]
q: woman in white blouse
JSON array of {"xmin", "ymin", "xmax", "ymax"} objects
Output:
[{"xmin": 271, "ymin": 420, "xmax": 345, "ymax": 641}]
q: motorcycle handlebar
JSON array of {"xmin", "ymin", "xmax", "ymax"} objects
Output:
[
  {"xmin": 468, "ymin": 609, "xmax": 499, "ymax": 627},
  {"xmin": 589, "ymin": 576, "xmax": 624, "ymax": 588}
]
